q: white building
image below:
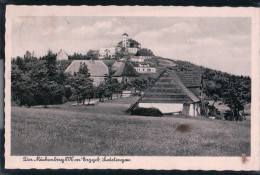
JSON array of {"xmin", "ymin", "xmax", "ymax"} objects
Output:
[
  {"xmin": 128, "ymin": 48, "xmax": 139, "ymax": 54},
  {"xmin": 56, "ymin": 49, "xmax": 68, "ymax": 60},
  {"xmin": 130, "ymin": 56, "xmax": 144, "ymax": 62},
  {"xmin": 65, "ymin": 60, "xmax": 109, "ymax": 86},
  {"xmin": 137, "ymin": 56, "xmax": 153, "ymax": 59},
  {"xmin": 134, "ymin": 63, "xmax": 156, "ymax": 73},
  {"xmin": 117, "ymin": 33, "xmax": 141, "ymax": 54},
  {"xmin": 99, "ymin": 47, "xmax": 116, "ymax": 59}
]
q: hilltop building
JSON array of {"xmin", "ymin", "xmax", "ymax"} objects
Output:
[
  {"xmin": 112, "ymin": 62, "xmax": 140, "ymax": 83},
  {"xmin": 99, "ymin": 47, "xmax": 116, "ymax": 59},
  {"xmin": 65, "ymin": 60, "xmax": 109, "ymax": 86},
  {"xmin": 117, "ymin": 33, "xmax": 141, "ymax": 54},
  {"xmin": 56, "ymin": 49, "xmax": 69, "ymax": 60}
]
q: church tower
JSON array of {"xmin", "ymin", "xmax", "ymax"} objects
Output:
[{"xmin": 122, "ymin": 33, "xmax": 128, "ymax": 49}]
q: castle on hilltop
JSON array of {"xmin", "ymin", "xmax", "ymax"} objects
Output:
[
  {"xmin": 98, "ymin": 33, "xmax": 141, "ymax": 59},
  {"xmin": 116, "ymin": 33, "xmax": 141, "ymax": 54}
]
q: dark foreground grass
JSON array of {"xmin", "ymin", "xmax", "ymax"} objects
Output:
[
  {"xmin": 11, "ymin": 97, "xmax": 250, "ymax": 156},
  {"xmin": 11, "ymin": 105, "xmax": 250, "ymax": 156}
]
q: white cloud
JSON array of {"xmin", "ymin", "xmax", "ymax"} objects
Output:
[
  {"xmin": 72, "ymin": 20, "xmax": 114, "ymax": 37},
  {"xmin": 42, "ymin": 26, "xmax": 65, "ymax": 36},
  {"xmin": 162, "ymin": 23, "xmax": 199, "ymax": 34},
  {"xmin": 11, "ymin": 16, "xmax": 251, "ymax": 76},
  {"xmin": 189, "ymin": 37, "xmax": 224, "ymax": 46}
]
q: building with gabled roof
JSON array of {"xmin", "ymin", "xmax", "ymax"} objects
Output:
[
  {"xmin": 65, "ymin": 60, "xmax": 109, "ymax": 86},
  {"xmin": 112, "ymin": 62, "xmax": 139, "ymax": 83},
  {"xmin": 56, "ymin": 49, "xmax": 69, "ymax": 60},
  {"xmin": 126, "ymin": 68, "xmax": 201, "ymax": 116},
  {"xmin": 99, "ymin": 47, "xmax": 116, "ymax": 59},
  {"xmin": 102, "ymin": 60, "xmax": 125, "ymax": 73}
]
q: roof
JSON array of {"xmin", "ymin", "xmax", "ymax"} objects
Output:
[
  {"xmin": 111, "ymin": 61, "xmax": 124, "ymax": 71},
  {"xmin": 102, "ymin": 60, "xmax": 115, "ymax": 67},
  {"xmin": 99, "ymin": 47, "xmax": 116, "ymax": 54},
  {"xmin": 172, "ymin": 68, "xmax": 203, "ymax": 88},
  {"xmin": 102, "ymin": 60, "xmax": 124, "ymax": 71},
  {"xmin": 65, "ymin": 60, "xmax": 109, "ymax": 77},
  {"xmin": 112, "ymin": 62, "xmax": 140, "ymax": 77},
  {"xmin": 138, "ymin": 68, "xmax": 200, "ymax": 104},
  {"xmin": 56, "ymin": 49, "xmax": 68, "ymax": 60},
  {"xmin": 122, "ymin": 33, "xmax": 128, "ymax": 36}
]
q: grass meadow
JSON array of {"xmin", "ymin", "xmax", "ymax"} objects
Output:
[{"xmin": 11, "ymin": 97, "xmax": 250, "ymax": 156}]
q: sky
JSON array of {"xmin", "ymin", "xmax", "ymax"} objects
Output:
[{"xmin": 11, "ymin": 16, "xmax": 251, "ymax": 76}]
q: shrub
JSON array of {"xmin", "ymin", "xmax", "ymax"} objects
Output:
[{"xmin": 131, "ymin": 107, "xmax": 163, "ymax": 117}]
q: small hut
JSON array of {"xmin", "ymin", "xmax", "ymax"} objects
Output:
[
  {"xmin": 112, "ymin": 62, "xmax": 140, "ymax": 83},
  {"xmin": 126, "ymin": 68, "xmax": 201, "ymax": 116}
]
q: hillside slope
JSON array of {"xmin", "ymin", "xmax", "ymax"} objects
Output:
[{"xmin": 146, "ymin": 57, "xmax": 251, "ymax": 105}]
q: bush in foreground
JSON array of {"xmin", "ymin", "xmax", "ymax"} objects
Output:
[{"xmin": 131, "ymin": 107, "xmax": 163, "ymax": 117}]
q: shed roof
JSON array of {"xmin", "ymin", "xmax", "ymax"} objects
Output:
[
  {"xmin": 112, "ymin": 62, "xmax": 140, "ymax": 77},
  {"xmin": 65, "ymin": 60, "xmax": 109, "ymax": 77},
  {"xmin": 171, "ymin": 67, "xmax": 203, "ymax": 88},
  {"xmin": 139, "ymin": 68, "xmax": 200, "ymax": 104}
]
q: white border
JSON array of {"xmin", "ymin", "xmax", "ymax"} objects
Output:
[{"xmin": 4, "ymin": 6, "xmax": 260, "ymax": 170}]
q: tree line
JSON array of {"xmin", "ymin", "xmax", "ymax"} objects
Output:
[
  {"xmin": 174, "ymin": 60, "xmax": 251, "ymax": 121},
  {"xmin": 11, "ymin": 50, "xmax": 154, "ymax": 107},
  {"xmin": 203, "ymin": 69, "xmax": 251, "ymax": 120}
]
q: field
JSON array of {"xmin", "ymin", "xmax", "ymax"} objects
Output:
[{"xmin": 11, "ymin": 96, "xmax": 250, "ymax": 156}]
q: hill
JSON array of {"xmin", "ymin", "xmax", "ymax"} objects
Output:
[{"xmin": 145, "ymin": 57, "xmax": 251, "ymax": 105}]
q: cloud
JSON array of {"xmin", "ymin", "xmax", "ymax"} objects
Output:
[
  {"xmin": 72, "ymin": 20, "xmax": 114, "ymax": 37},
  {"xmin": 11, "ymin": 16, "xmax": 251, "ymax": 76},
  {"xmin": 189, "ymin": 37, "xmax": 224, "ymax": 46},
  {"xmin": 162, "ymin": 22, "xmax": 199, "ymax": 34},
  {"xmin": 42, "ymin": 26, "xmax": 65, "ymax": 36}
]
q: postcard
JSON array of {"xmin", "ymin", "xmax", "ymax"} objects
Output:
[{"xmin": 4, "ymin": 6, "xmax": 260, "ymax": 170}]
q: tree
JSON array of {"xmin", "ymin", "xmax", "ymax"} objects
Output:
[
  {"xmin": 96, "ymin": 83, "xmax": 106, "ymax": 102},
  {"xmin": 136, "ymin": 48, "xmax": 154, "ymax": 56},
  {"xmin": 104, "ymin": 74, "xmax": 117, "ymax": 100},
  {"xmin": 64, "ymin": 85, "xmax": 73, "ymax": 100},
  {"xmin": 46, "ymin": 49, "xmax": 58, "ymax": 78},
  {"xmin": 11, "ymin": 50, "xmax": 65, "ymax": 107},
  {"xmin": 30, "ymin": 63, "xmax": 64, "ymax": 107},
  {"xmin": 86, "ymin": 50, "xmax": 98, "ymax": 60},
  {"xmin": 69, "ymin": 63, "xmax": 94, "ymax": 105},
  {"xmin": 223, "ymin": 78, "xmax": 244, "ymax": 121},
  {"xmin": 15, "ymin": 56, "xmax": 26, "ymax": 71},
  {"xmin": 131, "ymin": 77, "xmax": 156, "ymax": 95},
  {"xmin": 11, "ymin": 64, "xmax": 34, "ymax": 107}
]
